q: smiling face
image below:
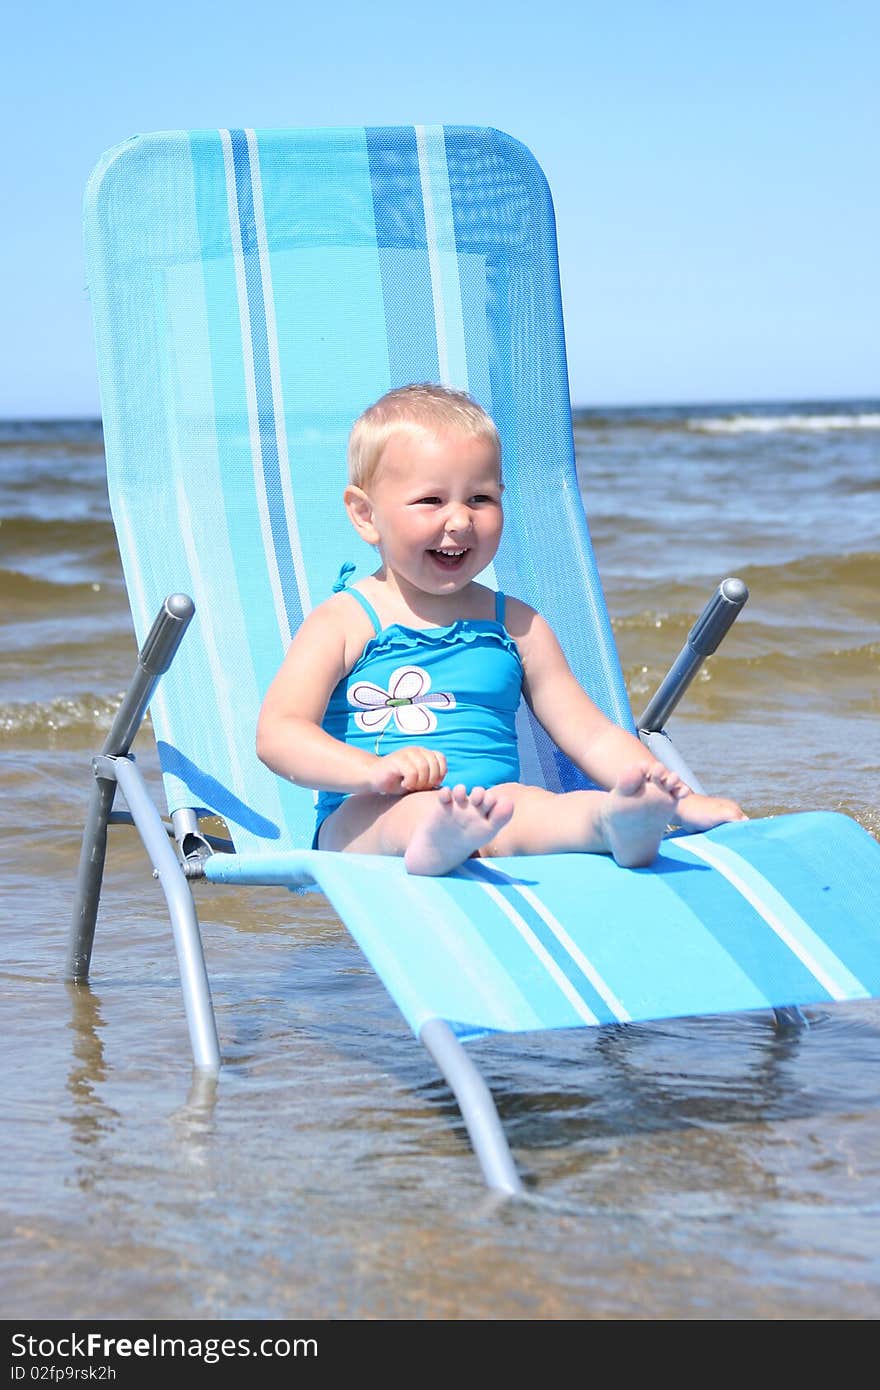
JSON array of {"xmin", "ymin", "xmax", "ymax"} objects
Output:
[{"xmin": 344, "ymin": 426, "xmax": 504, "ymax": 603}]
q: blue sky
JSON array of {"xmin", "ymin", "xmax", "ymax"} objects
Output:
[{"xmin": 5, "ymin": 0, "xmax": 878, "ymax": 415}]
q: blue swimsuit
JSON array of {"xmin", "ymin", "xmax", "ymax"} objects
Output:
[{"xmin": 314, "ymin": 584, "xmax": 523, "ymax": 846}]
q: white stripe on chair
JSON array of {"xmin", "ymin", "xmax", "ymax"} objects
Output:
[
  {"xmin": 175, "ymin": 478, "xmax": 249, "ymax": 804},
  {"xmin": 679, "ymin": 836, "xmax": 869, "ymax": 1001},
  {"xmin": 460, "ymin": 864, "xmax": 602, "ymax": 1025},
  {"xmin": 509, "ymin": 875, "xmax": 631, "ymax": 1022},
  {"xmin": 220, "ymin": 129, "xmax": 290, "ymax": 644},
  {"xmin": 245, "ymin": 128, "xmax": 312, "ymax": 620}
]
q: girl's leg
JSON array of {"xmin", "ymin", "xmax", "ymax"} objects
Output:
[
  {"xmin": 484, "ymin": 764, "xmax": 684, "ymax": 868},
  {"xmin": 318, "ymin": 762, "xmax": 686, "ymax": 874},
  {"xmin": 318, "ymin": 784, "xmax": 514, "ymax": 876}
]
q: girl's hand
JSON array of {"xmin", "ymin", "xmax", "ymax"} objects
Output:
[{"xmin": 369, "ymin": 748, "xmax": 448, "ymax": 796}]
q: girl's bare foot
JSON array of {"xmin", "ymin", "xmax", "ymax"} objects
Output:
[
  {"xmin": 404, "ymin": 784, "xmax": 514, "ymax": 876},
  {"xmin": 600, "ymin": 764, "xmax": 685, "ymax": 868},
  {"xmin": 675, "ymin": 791, "xmax": 748, "ymax": 830}
]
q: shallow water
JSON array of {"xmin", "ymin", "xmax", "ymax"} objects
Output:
[{"xmin": 2, "ymin": 403, "xmax": 879, "ymax": 1319}]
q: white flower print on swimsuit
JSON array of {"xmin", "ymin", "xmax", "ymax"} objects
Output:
[{"xmin": 347, "ymin": 664, "xmax": 456, "ymax": 736}]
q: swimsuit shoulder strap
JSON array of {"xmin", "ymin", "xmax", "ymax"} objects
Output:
[
  {"xmin": 494, "ymin": 590, "xmax": 507, "ymax": 627},
  {"xmin": 344, "ymin": 586, "xmax": 382, "ymax": 635}
]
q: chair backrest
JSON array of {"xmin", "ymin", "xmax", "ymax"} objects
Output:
[{"xmin": 84, "ymin": 126, "xmax": 633, "ymax": 852}]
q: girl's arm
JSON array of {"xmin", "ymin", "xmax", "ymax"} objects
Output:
[
  {"xmin": 510, "ymin": 601, "xmax": 652, "ymax": 786},
  {"xmin": 509, "ymin": 601, "xmax": 746, "ymax": 824},
  {"xmin": 256, "ymin": 597, "xmax": 446, "ymax": 796}
]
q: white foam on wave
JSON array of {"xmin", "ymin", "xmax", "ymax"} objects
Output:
[
  {"xmin": 689, "ymin": 413, "xmax": 880, "ymax": 435},
  {"xmin": 0, "ymin": 694, "xmax": 126, "ymax": 735}
]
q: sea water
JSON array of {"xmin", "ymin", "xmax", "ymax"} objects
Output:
[{"xmin": 2, "ymin": 401, "xmax": 878, "ymax": 1319}]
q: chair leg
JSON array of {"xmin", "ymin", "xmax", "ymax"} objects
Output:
[
  {"xmin": 67, "ymin": 770, "xmax": 117, "ymax": 982},
  {"xmin": 773, "ymin": 1005, "xmax": 809, "ymax": 1030},
  {"xmin": 110, "ymin": 755, "xmax": 221, "ymax": 1073},
  {"xmin": 420, "ymin": 1018, "xmax": 524, "ymax": 1195}
]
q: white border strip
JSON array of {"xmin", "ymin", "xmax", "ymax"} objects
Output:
[{"xmin": 679, "ymin": 836, "xmax": 869, "ymax": 1001}]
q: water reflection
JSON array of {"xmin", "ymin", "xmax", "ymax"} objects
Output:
[
  {"xmin": 64, "ymin": 981, "xmax": 120, "ymax": 1146},
  {"xmin": 169, "ymin": 1069, "xmax": 218, "ymax": 1168},
  {"xmin": 592, "ymin": 1010, "xmax": 814, "ymax": 1131},
  {"xmin": 430, "ymin": 1008, "xmax": 824, "ymax": 1181}
]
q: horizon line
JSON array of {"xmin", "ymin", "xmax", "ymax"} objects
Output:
[{"xmin": 1, "ymin": 392, "xmax": 878, "ymax": 426}]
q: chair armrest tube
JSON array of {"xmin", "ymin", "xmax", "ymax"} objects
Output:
[
  {"xmin": 687, "ymin": 577, "xmax": 749, "ymax": 656},
  {"xmin": 101, "ymin": 594, "xmax": 194, "ymax": 756},
  {"xmin": 639, "ymin": 730, "xmax": 707, "ymax": 795},
  {"xmin": 638, "ymin": 578, "xmax": 748, "ymax": 733}
]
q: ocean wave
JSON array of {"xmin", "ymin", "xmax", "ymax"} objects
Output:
[
  {"xmin": 0, "ymin": 515, "xmax": 119, "ymax": 562},
  {"xmin": 608, "ymin": 550, "xmax": 880, "ymax": 608},
  {"xmin": 0, "ymin": 566, "xmax": 122, "ymax": 604},
  {"xmin": 620, "ymin": 642, "xmax": 880, "ymax": 722},
  {"xmin": 0, "ymin": 420, "xmax": 103, "ymax": 451},
  {"xmin": 687, "ymin": 413, "xmax": 880, "ymax": 435},
  {"xmin": 0, "ymin": 694, "xmax": 159, "ymax": 746},
  {"xmin": 0, "ymin": 693, "xmax": 131, "ymax": 739},
  {"xmin": 735, "ymin": 549, "xmax": 880, "ymax": 593}
]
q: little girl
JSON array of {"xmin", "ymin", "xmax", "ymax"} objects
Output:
[{"xmin": 257, "ymin": 385, "xmax": 745, "ymax": 875}]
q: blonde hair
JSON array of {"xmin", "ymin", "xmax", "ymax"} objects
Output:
[{"xmin": 347, "ymin": 384, "xmax": 501, "ymax": 490}]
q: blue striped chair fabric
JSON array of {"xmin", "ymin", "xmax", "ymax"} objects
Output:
[{"xmin": 84, "ymin": 126, "xmax": 880, "ymax": 1042}]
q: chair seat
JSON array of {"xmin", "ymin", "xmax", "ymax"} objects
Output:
[{"xmin": 205, "ymin": 811, "xmax": 880, "ymax": 1040}]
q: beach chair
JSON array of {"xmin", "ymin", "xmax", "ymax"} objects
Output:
[{"xmin": 70, "ymin": 127, "xmax": 880, "ymax": 1193}]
